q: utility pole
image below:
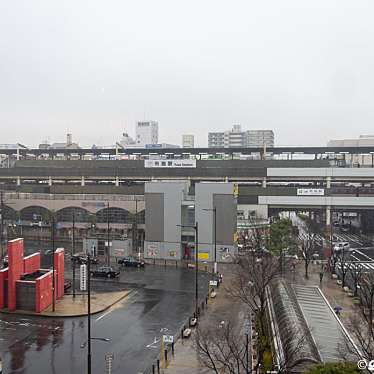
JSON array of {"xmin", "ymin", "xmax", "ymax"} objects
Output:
[
  {"xmin": 213, "ymin": 208, "xmax": 217, "ymax": 274},
  {"xmin": 195, "ymin": 221, "xmax": 199, "ymax": 317},
  {"xmin": 72, "ymin": 210, "xmax": 76, "ymax": 298},
  {"xmin": 87, "ymin": 252, "xmax": 92, "ymax": 374},
  {"xmin": 51, "ymin": 212, "xmax": 56, "ymax": 312},
  {"xmin": 107, "ymin": 202, "xmax": 110, "ymax": 266},
  {"xmin": 203, "ymin": 207, "xmax": 217, "ymax": 274},
  {"xmin": 177, "ymin": 222, "xmax": 199, "ymax": 317},
  {"xmin": 0, "ymin": 191, "xmax": 4, "ymax": 260},
  {"xmin": 134, "ymin": 198, "xmax": 138, "ymax": 255}
]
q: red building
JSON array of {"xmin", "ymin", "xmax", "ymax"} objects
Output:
[{"xmin": 0, "ymin": 238, "xmax": 64, "ymax": 313}]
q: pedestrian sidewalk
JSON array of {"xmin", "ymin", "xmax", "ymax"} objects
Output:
[
  {"xmin": 291, "ymin": 262, "xmax": 358, "ymax": 328},
  {"xmin": 2, "ymin": 290, "xmax": 132, "ymax": 317},
  {"xmin": 162, "ymin": 265, "xmax": 244, "ymax": 374}
]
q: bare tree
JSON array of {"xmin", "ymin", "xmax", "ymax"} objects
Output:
[
  {"xmin": 335, "ymin": 248, "xmax": 353, "ymax": 288},
  {"xmin": 195, "ymin": 318, "xmax": 250, "ymax": 374},
  {"xmin": 348, "ymin": 263, "xmax": 363, "ymax": 297},
  {"xmin": 299, "ymin": 232, "xmax": 316, "ymax": 279},
  {"xmin": 227, "ymin": 252, "xmax": 280, "ymax": 337},
  {"xmin": 342, "ymin": 273, "xmax": 374, "ymax": 361},
  {"xmin": 298, "ymin": 216, "xmax": 323, "ymax": 279}
]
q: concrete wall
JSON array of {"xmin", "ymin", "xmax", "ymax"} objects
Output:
[
  {"xmin": 7, "ymin": 238, "xmax": 24, "ymax": 311},
  {"xmin": 24, "ymin": 253, "xmax": 41, "ymax": 274},
  {"xmin": 267, "ymin": 167, "xmax": 374, "ymax": 178},
  {"xmin": 144, "ymin": 182, "xmax": 188, "ymax": 260},
  {"xmin": 258, "ymin": 195, "xmax": 374, "ymax": 208},
  {"xmin": 35, "ymin": 271, "xmax": 53, "ymax": 313},
  {"xmin": 16, "ymin": 281, "xmax": 36, "ymax": 310},
  {"xmin": 195, "ymin": 183, "xmax": 237, "ymax": 262}
]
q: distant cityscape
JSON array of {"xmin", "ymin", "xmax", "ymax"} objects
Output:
[{"xmin": 2, "ymin": 120, "xmax": 374, "ymax": 153}]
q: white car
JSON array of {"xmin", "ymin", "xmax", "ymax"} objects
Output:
[{"xmin": 333, "ymin": 242, "xmax": 350, "ymax": 253}]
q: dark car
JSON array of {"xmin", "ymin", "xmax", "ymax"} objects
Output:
[
  {"xmin": 117, "ymin": 256, "xmax": 145, "ymax": 268},
  {"xmin": 64, "ymin": 279, "xmax": 72, "ymax": 291},
  {"xmin": 90, "ymin": 266, "xmax": 119, "ymax": 279},
  {"xmin": 71, "ymin": 254, "xmax": 99, "ymax": 265}
]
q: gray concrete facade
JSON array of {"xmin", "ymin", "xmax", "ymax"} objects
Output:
[
  {"xmin": 144, "ymin": 181, "xmax": 237, "ymax": 262},
  {"xmin": 144, "ymin": 182, "xmax": 188, "ymax": 260},
  {"xmin": 195, "ymin": 183, "xmax": 237, "ymax": 263}
]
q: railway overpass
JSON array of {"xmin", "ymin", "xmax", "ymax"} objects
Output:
[{"xmin": 1, "ymin": 159, "xmax": 374, "ymax": 232}]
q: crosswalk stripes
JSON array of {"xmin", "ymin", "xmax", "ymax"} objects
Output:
[{"xmin": 335, "ymin": 262, "xmax": 374, "ymax": 271}]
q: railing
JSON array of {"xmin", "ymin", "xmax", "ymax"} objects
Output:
[{"xmin": 5, "ymin": 192, "xmax": 145, "ymax": 202}]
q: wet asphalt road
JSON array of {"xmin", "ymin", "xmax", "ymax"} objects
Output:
[{"xmin": 0, "ymin": 266, "xmax": 210, "ymax": 374}]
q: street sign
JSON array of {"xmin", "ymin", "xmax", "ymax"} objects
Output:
[
  {"xmin": 105, "ymin": 353, "xmax": 114, "ymax": 374},
  {"xmin": 297, "ymin": 188, "xmax": 324, "ymax": 196},
  {"xmin": 209, "ymin": 280, "xmax": 218, "ymax": 286},
  {"xmin": 80, "ymin": 264, "xmax": 87, "ymax": 291},
  {"xmin": 162, "ymin": 335, "xmax": 174, "ymax": 344}
]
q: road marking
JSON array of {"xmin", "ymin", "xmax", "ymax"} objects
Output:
[
  {"xmin": 354, "ymin": 249, "xmax": 374, "ymax": 261},
  {"xmin": 146, "ymin": 337, "xmax": 160, "ymax": 348},
  {"xmin": 95, "ymin": 309, "xmax": 113, "ymax": 322}
]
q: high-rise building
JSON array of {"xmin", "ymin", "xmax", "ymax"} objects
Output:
[
  {"xmin": 246, "ymin": 130, "xmax": 274, "ymax": 147},
  {"xmin": 208, "ymin": 125, "xmax": 245, "ymax": 148},
  {"xmin": 135, "ymin": 121, "xmax": 158, "ymax": 146},
  {"xmin": 208, "ymin": 126, "xmax": 274, "ymax": 148},
  {"xmin": 182, "ymin": 134, "xmax": 194, "ymax": 148}
]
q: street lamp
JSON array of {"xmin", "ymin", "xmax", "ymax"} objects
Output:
[
  {"xmin": 106, "ymin": 202, "xmax": 110, "ymax": 266},
  {"xmin": 203, "ymin": 208, "xmax": 217, "ymax": 274},
  {"xmin": 72, "ymin": 210, "xmax": 76, "ymax": 298},
  {"xmin": 87, "ymin": 251, "xmax": 92, "ymax": 374},
  {"xmin": 80, "ymin": 337, "xmax": 110, "ymax": 348},
  {"xmin": 177, "ymin": 222, "xmax": 199, "ymax": 316},
  {"xmin": 51, "ymin": 211, "xmax": 56, "ymax": 312}
]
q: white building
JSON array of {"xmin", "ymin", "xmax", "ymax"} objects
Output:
[
  {"xmin": 120, "ymin": 132, "xmax": 136, "ymax": 147},
  {"xmin": 136, "ymin": 121, "xmax": 158, "ymax": 146},
  {"xmin": 327, "ymin": 135, "xmax": 374, "ymax": 167},
  {"xmin": 246, "ymin": 130, "xmax": 274, "ymax": 147},
  {"xmin": 182, "ymin": 134, "xmax": 194, "ymax": 148},
  {"xmin": 327, "ymin": 135, "xmax": 374, "ymax": 147},
  {"xmin": 208, "ymin": 126, "xmax": 274, "ymax": 148}
]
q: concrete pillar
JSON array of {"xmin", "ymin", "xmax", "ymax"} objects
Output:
[
  {"xmin": 225, "ymin": 177, "xmax": 229, "ymax": 182},
  {"xmin": 48, "ymin": 176, "xmax": 53, "ymax": 186},
  {"xmin": 326, "ymin": 176, "xmax": 331, "ymax": 189},
  {"xmin": 16, "ymin": 147, "xmax": 20, "ymax": 161},
  {"xmin": 262, "ymin": 177, "xmax": 267, "ymax": 188},
  {"xmin": 16, "ymin": 176, "xmax": 21, "ymax": 186},
  {"xmin": 326, "ymin": 206, "xmax": 331, "ymax": 227},
  {"xmin": 115, "ymin": 176, "xmax": 119, "ymax": 187},
  {"xmin": 81, "ymin": 176, "xmax": 85, "ymax": 186}
]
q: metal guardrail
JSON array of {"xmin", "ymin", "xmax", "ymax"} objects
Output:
[{"xmin": 5, "ymin": 192, "xmax": 144, "ymax": 202}]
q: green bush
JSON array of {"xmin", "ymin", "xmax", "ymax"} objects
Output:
[
  {"xmin": 305, "ymin": 362, "xmax": 360, "ymax": 374},
  {"xmin": 262, "ymin": 351, "xmax": 273, "ymax": 372}
]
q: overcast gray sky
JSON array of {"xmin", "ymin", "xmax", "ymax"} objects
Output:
[{"xmin": 1, "ymin": 0, "xmax": 374, "ymax": 147}]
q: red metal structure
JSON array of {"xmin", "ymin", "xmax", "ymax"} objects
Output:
[{"xmin": 0, "ymin": 238, "xmax": 64, "ymax": 313}]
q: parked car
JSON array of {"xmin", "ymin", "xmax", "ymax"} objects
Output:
[
  {"xmin": 90, "ymin": 266, "xmax": 119, "ymax": 278},
  {"xmin": 64, "ymin": 279, "xmax": 72, "ymax": 291},
  {"xmin": 117, "ymin": 256, "xmax": 145, "ymax": 267},
  {"xmin": 71, "ymin": 254, "xmax": 99, "ymax": 265}
]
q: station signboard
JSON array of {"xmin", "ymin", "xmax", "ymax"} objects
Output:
[{"xmin": 297, "ymin": 188, "xmax": 325, "ymax": 196}]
